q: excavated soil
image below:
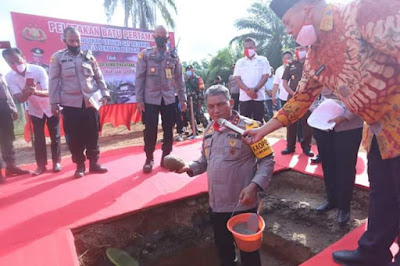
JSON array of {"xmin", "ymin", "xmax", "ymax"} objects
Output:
[{"xmin": 74, "ymin": 171, "xmax": 369, "ymax": 266}]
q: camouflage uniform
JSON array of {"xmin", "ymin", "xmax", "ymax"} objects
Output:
[{"xmin": 185, "ymin": 75, "xmax": 208, "ymax": 128}]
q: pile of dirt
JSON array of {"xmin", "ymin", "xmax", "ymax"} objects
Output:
[{"xmin": 74, "ymin": 171, "xmax": 369, "ymax": 266}]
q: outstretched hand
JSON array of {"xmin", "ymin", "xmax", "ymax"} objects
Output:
[{"xmin": 242, "ymin": 127, "xmax": 264, "ymax": 144}]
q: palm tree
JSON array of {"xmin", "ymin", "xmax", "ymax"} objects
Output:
[
  {"xmin": 230, "ymin": 0, "xmax": 295, "ymax": 69},
  {"xmin": 103, "ymin": 0, "xmax": 177, "ymax": 29}
]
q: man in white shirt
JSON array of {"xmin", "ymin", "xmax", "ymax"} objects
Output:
[
  {"xmin": 3, "ymin": 48, "xmax": 61, "ymax": 176},
  {"xmin": 234, "ymin": 38, "xmax": 270, "ymax": 124},
  {"xmin": 272, "ymin": 51, "xmax": 293, "ymax": 108}
]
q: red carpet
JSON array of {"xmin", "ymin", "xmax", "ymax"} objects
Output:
[
  {"xmin": 0, "ymin": 138, "xmax": 287, "ymax": 266},
  {"xmin": 272, "ymin": 139, "xmax": 369, "ymax": 189}
]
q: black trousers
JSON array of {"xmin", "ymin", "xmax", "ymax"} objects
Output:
[
  {"xmin": 31, "ymin": 114, "xmax": 61, "ymax": 167},
  {"xmin": 313, "ymin": 128, "xmax": 362, "ymax": 211},
  {"xmin": 0, "ymin": 101, "xmax": 16, "ymax": 169},
  {"xmin": 231, "ymin": 93, "xmax": 240, "ymax": 112},
  {"xmin": 62, "ymin": 106, "xmax": 100, "ymax": 165},
  {"xmin": 286, "ymin": 111, "xmax": 313, "ymax": 151},
  {"xmin": 239, "ymin": 100, "xmax": 264, "ymax": 124},
  {"xmin": 211, "ymin": 208, "xmax": 261, "ymax": 266},
  {"xmin": 175, "ymin": 96, "xmax": 184, "ymax": 134},
  {"xmin": 356, "ymin": 137, "xmax": 400, "ymax": 265},
  {"xmin": 143, "ymin": 99, "xmax": 176, "ymax": 160}
]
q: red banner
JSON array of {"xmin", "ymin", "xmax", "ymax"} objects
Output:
[{"xmin": 11, "ymin": 12, "xmax": 175, "ymax": 104}]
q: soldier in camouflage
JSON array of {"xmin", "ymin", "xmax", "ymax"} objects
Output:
[{"xmin": 185, "ymin": 65, "xmax": 208, "ymax": 133}]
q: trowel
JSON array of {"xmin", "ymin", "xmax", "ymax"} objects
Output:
[{"xmin": 246, "ymin": 198, "xmax": 265, "ymax": 233}]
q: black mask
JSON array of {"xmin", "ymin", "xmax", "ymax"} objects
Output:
[
  {"xmin": 155, "ymin": 37, "xmax": 168, "ymax": 49},
  {"xmin": 67, "ymin": 45, "xmax": 81, "ymax": 54}
]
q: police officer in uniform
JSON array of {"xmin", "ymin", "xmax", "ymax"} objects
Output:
[
  {"xmin": 0, "ymin": 73, "xmax": 30, "ymax": 183},
  {"xmin": 176, "ymin": 85, "xmax": 275, "ymax": 266},
  {"xmin": 135, "ymin": 25, "xmax": 186, "ymax": 173},
  {"xmin": 30, "ymin": 48, "xmax": 50, "ymax": 73},
  {"xmin": 49, "ymin": 27, "xmax": 110, "ymax": 178},
  {"xmin": 185, "ymin": 65, "xmax": 208, "ymax": 131}
]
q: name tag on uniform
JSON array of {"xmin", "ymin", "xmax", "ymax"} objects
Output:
[{"xmin": 165, "ymin": 68, "xmax": 172, "ymax": 79}]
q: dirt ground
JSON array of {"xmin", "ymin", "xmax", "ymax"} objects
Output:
[
  {"xmin": 75, "ymin": 171, "xmax": 369, "ymax": 266},
  {"xmin": 12, "ymin": 122, "xmax": 288, "ymax": 165}
]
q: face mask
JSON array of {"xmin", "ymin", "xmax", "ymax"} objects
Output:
[
  {"xmin": 296, "ymin": 24, "xmax": 317, "ymax": 47},
  {"xmin": 283, "ymin": 59, "xmax": 289, "ymax": 65},
  {"xmin": 244, "ymin": 49, "xmax": 256, "ymax": 58},
  {"xmin": 16, "ymin": 63, "xmax": 26, "ymax": 73},
  {"xmin": 155, "ymin": 37, "xmax": 168, "ymax": 48},
  {"xmin": 186, "ymin": 71, "xmax": 193, "ymax": 77},
  {"xmin": 67, "ymin": 45, "xmax": 81, "ymax": 54},
  {"xmin": 296, "ymin": 50, "xmax": 307, "ymax": 60}
]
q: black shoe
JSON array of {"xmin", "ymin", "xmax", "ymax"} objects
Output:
[
  {"xmin": 311, "ymin": 154, "xmax": 322, "ymax": 164},
  {"xmin": 89, "ymin": 163, "xmax": 108, "ymax": 174},
  {"xmin": 53, "ymin": 163, "xmax": 62, "ymax": 173},
  {"xmin": 32, "ymin": 166, "xmax": 47, "ymax": 176},
  {"xmin": 338, "ymin": 209, "xmax": 350, "ymax": 226},
  {"xmin": 74, "ymin": 164, "xmax": 85, "ymax": 178},
  {"xmin": 332, "ymin": 249, "xmax": 370, "ymax": 265},
  {"xmin": 143, "ymin": 159, "xmax": 154, "ymax": 173},
  {"xmin": 316, "ymin": 201, "xmax": 336, "ymax": 212},
  {"xmin": 5, "ymin": 166, "xmax": 30, "ymax": 177},
  {"xmin": 281, "ymin": 148, "xmax": 295, "ymax": 155},
  {"xmin": 160, "ymin": 152, "xmax": 170, "ymax": 168},
  {"xmin": 303, "ymin": 149, "xmax": 314, "ymax": 157}
]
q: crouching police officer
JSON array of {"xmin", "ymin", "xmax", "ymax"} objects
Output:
[{"xmin": 49, "ymin": 27, "xmax": 110, "ymax": 178}]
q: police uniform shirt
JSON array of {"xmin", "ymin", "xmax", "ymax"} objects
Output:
[
  {"xmin": 188, "ymin": 111, "xmax": 275, "ymax": 213},
  {"xmin": 0, "ymin": 74, "xmax": 17, "ymax": 113},
  {"xmin": 5, "ymin": 64, "xmax": 52, "ymax": 118},
  {"xmin": 135, "ymin": 47, "xmax": 186, "ymax": 106},
  {"xmin": 49, "ymin": 49, "xmax": 109, "ymax": 108},
  {"xmin": 281, "ymin": 60, "xmax": 304, "ymax": 92}
]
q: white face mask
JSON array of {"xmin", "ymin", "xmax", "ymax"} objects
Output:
[
  {"xmin": 247, "ymin": 49, "xmax": 256, "ymax": 58},
  {"xmin": 16, "ymin": 63, "xmax": 26, "ymax": 73},
  {"xmin": 296, "ymin": 25, "xmax": 317, "ymax": 47},
  {"xmin": 298, "ymin": 50, "xmax": 307, "ymax": 60}
]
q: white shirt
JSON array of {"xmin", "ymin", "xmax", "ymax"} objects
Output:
[
  {"xmin": 273, "ymin": 65, "xmax": 288, "ymax": 101},
  {"xmin": 264, "ymin": 76, "xmax": 275, "ymax": 100},
  {"xmin": 6, "ymin": 64, "xmax": 52, "ymax": 118},
  {"xmin": 234, "ymin": 55, "xmax": 271, "ymax": 102}
]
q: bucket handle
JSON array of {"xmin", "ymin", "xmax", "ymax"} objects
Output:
[{"xmin": 230, "ymin": 201, "xmax": 241, "ymax": 218}]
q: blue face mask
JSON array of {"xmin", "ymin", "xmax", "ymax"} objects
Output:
[{"xmin": 186, "ymin": 71, "xmax": 193, "ymax": 77}]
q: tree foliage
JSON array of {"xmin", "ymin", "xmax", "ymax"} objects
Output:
[
  {"xmin": 230, "ymin": 0, "xmax": 295, "ymax": 69},
  {"xmin": 104, "ymin": 0, "xmax": 177, "ymax": 29}
]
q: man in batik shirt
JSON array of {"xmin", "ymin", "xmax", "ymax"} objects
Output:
[{"xmin": 245, "ymin": 0, "xmax": 400, "ymax": 265}]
